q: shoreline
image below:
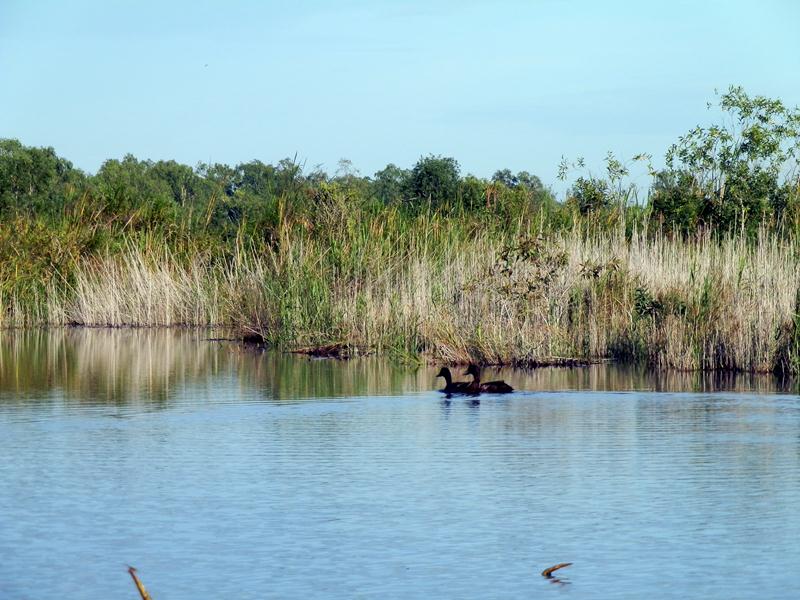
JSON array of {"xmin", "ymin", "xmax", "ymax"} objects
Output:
[
  {"xmin": 0, "ymin": 323, "xmax": 793, "ymax": 376},
  {"xmin": 3, "ymin": 215, "xmax": 800, "ymax": 376}
]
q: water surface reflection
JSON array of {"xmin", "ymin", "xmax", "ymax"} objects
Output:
[
  {"xmin": 1, "ymin": 330, "xmax": 799, "ymax": 599},
  {"xmin": 1, "ymin": 329, "xmax": 795, "ymax": 409}
]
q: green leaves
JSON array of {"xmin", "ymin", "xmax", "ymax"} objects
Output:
[
  {"xmin": 659, "ymin": 85, "xmax": 800, "ymax": 234},
  {"xmin": 406, "ymin": 155, "xmax": 461, "ymax": 208}
]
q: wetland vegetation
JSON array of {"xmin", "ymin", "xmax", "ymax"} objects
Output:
[{"xmin": 2, "ymin": 86, "xmax": 800, "ymax": 373}]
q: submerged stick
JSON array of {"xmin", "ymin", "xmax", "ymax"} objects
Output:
[
  {"xmin": 127, "ymin": 566, "xmax": 154, "ymax": 600},
  {"xmin": 541, "ymin": 562, "xmax": 573, "ymax": 578}
]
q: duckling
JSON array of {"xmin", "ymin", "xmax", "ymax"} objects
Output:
[
  {"xmin": 436, "ymin": 367, "xmax": 472, "ymax": 394},
  {"xmin": 463, "ymin": 364, "xmax": 514, "ymax": 394}
]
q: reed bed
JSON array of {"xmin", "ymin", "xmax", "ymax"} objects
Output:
[{"xmin": 2, "ymin": 210, "xmax": 800, "ymax": 373}]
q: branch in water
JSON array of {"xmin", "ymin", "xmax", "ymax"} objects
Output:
[
  {"xmin": 541, "ymin": 562, "xmax": 573, "ymax": 578},
  {"xmin": 127, "ymin": 566, "xmax": 154, "ymax": 600}
]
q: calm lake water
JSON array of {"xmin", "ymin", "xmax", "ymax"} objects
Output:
[{"xmin": 1, "ymin": 330, "xmax": 800, "ymax": 599}]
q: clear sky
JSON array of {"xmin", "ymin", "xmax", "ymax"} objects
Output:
[{"xmin": 1, "ymin": 0, "xmax": 799, "ymax": 190}]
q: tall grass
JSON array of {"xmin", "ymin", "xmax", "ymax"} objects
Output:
[
  {"xmin": 67, "ymin": 244, "xmax": 224, "ymax": 326},
  {"xmin": 3, "ymin": 204, "xmax": 799, "ymax": 373}
]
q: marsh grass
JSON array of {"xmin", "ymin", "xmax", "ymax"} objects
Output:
[{"xmin": 3, "ymin": 205, "xmax": 800, "ymax": 373}]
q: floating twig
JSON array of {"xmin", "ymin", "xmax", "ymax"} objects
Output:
[
  {"xmin": 127, "ymin": 566, "xmax": 154, "ymax": 600},
  {"xmin": 541, "ymin": 562, "xmax": 573, "ymax": 578}
]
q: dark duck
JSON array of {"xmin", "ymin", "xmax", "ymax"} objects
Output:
[
  {"xmin": 464, "ymin": 364, "xmax": 514, "ymax": 394},
  {"xmin": 436, "ymin": 367, "xmax": 471, "ymax": 394}
]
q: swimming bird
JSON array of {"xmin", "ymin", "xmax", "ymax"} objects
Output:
[
  {"xmin": 436, "ymin": 367, "xmax": 472, "ymax": 394},
  {"xmin": 463, "ymin": 364, "xmax": 514, "ymax": 393}
]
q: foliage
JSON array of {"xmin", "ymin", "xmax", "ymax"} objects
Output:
[
  {"xmin": 94, "ymin": 156, "xmax": 179, "ymax": 229},
  {"xmin": 485, "ymin": 235, "xmax": 568, "ymax": 302},
  {"xmin": 406, "ymin": 155, "xmax": 460, "ymax": 208},
  {"xmin": 372, "ymin": 163, "xmax": 409, "ymax": 203},
  {"xmin": 491, "ymin": 168, "xmax": 543, "ymax": 192},
  {"xmin": 650, "ymin": 170, "xmax": 703, "ymax": 233},
  {"xmin": 567, "ymin": 176, "xmax": 613, "ymax": 215},
  {"xmin": 0, "ymin": 138, "xmax": 85, "ymax": 216},
  {"xmin": 659, "ymin": 85, "xmax": 800, "ymax": 233}
]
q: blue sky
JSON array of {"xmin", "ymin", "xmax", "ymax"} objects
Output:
[{"xmin": 1, "ymin": 0, "xmax": 799, "ymax": 191}]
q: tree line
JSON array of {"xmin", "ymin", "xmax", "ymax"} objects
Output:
[{"xmin": 2, "ymin": 86, "xmax": 799, "ymax": 239}]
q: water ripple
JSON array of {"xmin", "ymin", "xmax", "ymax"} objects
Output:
[{"xmin": 1, "ymin": 332, "xmax": 800, "ymax": 598}]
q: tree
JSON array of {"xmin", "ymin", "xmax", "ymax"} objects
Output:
[
  {"xmin": 491, "ymin": 168, "xmax": 516, "ymax": 188},
  {"xmin": 372, "ymin": 163, "xmax": 410, "ymax": 203},
  {"xmin": 407, "ymin": 155, "xmax": 460, "ymax": 207},
  {"xmin": 198, "ymin": 162, "xmax": 238, "ymax": 197},
  {"xmin": 662, "ymin": 85, "xmax": 800, "ymax": 232},
  {"xmin": 492, "ymin": 168, "xmax": 544, "ymax": 192},
  {"xmin": 458, "ymin": 174, "xmax": 487, "ymax": 211},
  {"xmin": 567, "ymin": 177, "xmax": 612, "ymax": 215},
  {"xmin": 236, "ymin": 160, "xmax": 278, "ymax": 197},
  {"xmin": 150, "ymin": 160, "xmax": 216, "ymax": 206},
  {"xmin": 94, "ymin": 155, "xmax": 177, "ymax": 228},
  {"xmin": 275, "ymin": 157, "xmax": 303, "ymax": 195},
  {"xmin": 332, "ymin": 158, "xmax": 370, "ymax": 195},
  {"xmin": 515, "ymin": 171, "xmax": 543, "ymax": 192},
  {"xmin": 650, "ymin": 170, "xmax": 702, "ymax": 232},
  {"xmin": 0, "ymin": 138, "xmax": 83, "ymax": 215}
]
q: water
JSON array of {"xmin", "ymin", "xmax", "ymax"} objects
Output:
[{"xmin": 1, "ymin": 330, "xmax": 800, "ymax": 599}]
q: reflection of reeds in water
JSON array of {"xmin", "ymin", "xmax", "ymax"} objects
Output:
[
  {"xmin": 1, "ymin": 330, "xmax": 793, "ymax": 409},
  {"xmin": 231, "ymin": 350, "xmax": 436, "ymax": 400},
  {"xmin": 494, "ymin": 363, "xmax": 796, "ymax": 394},
  {"xmin": 0, "ymin": 329, "xmax": 227, "ymax": 405},
  {"xmin": 0, "ymin": 330, "xmax": 437, "ymax": 406}
]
